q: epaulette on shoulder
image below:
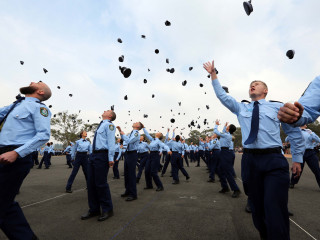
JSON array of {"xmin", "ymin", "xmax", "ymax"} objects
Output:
[
  {"xmin": 269, "ymin": 100, "xmax": 284, "ymax": 104},
  {"xmin": 241, "ymin": 100, "xmax": 251, "ymax": 103}
]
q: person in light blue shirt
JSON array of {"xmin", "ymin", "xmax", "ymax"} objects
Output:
[
  {"xmin": 169, "ymin": 135, "xmax": 190, "ymax": 184},
  {"xmin": 112, "ymin": 138, "xmax": 122, "ymax": 179},
  {"xmin": 66, "ymin": 130, "xmax": 92, "ymax": 193},
  {"xmin": 214, "ymin": 120, "xmax": 240, "ymax": 197},
  {"xmin": 117, "ymin": 122, "xmax": 142, "ymax": 201},
  {"xmin": 63, "ymin": 143, "xmax": 73, "ymax": 168},
  {"xmin": 204, "ymin": 60, "xmax": 305, "ymax": 239},
  {"xmin": 31, "ymin": 147, "xmax": 40, "ymax": 167},
  {"xmin": 278, "ymin": 75, "xmax": 320, "ymax": 126},
  {"xmin": 288, "ymin": 126, "xmax": 320, "ymax": 189},
  {"xmin": 81, "ymin": 110, "xmax": 116, "ymax": 222},
  {"xmin": 0, "ymin": 81, "xmax": 51, "ymax": 240},
  {"xmin": 189, "ymin": 142, "xmax": 196, "ymax": 163},
  {"xmin": 207, "ymin": 135, "xmax": 221, "ymax": 182},
  {"xmin": 143, "ymin": 128, "xmax": 171, "ymax": 191},
  {"xmin": 38, "ymin": 143, "xmax": 52, "ymax": 169},
  {"xmin": 182, "ymin": 139, "xmax": 190, "ymax": 167},
  {"xmin": 161, "ymin": 128, "xmax": 175, "ymax": 177},
  {"xmin": 197, "ymin": 138, "xmax": 206, "ymax": 167},
  {"xmin": 136, "ymin": 136, "xmax": 150, "ymax": 183}
]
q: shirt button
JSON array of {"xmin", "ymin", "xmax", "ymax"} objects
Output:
[{"xmin": 16, "ymin": 115, "xmax": 19, "ymax": 117}]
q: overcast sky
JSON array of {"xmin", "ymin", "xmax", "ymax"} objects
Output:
[{"xmin": 1, "ymin": 0, "xmax": 319, "ymax": 140}]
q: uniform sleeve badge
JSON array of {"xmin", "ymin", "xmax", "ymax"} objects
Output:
[
  {"xmin": 134, "ymin": 132, "xmax": 138, "ymax": 137},
  {"xmin": 40, "ymin": 107, "xmax": 49, "ymax": 117},
  {"xmin": 109, "ymin": 125, "xmax": 115, "ymax": 131}
]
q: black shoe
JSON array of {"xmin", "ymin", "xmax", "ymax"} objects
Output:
[
  {"xmin": 144, "ymin": 187, "xmax": 153, "ymax": 190},
  {"xmin": 245, "ymin": 203, "xmax": 252, "ymax": 213},
  {"xmin": 172, "ymin": 181, "xmax": 179, "ymax": 184},
  {"xmin": 169, "ymin": 175, "xmax": 173, "ymax": 177},
  {"xmin": 207, "ymin": 179, "xmax": 215, "ymax": 183},
  {"xmin": 81, "ymin": 211, "xmax": 100, "ymax": 220},
  {"xmin": 136, "ymin": 178, "xmax": 140, "ymax": 184},
  {"xmin": 161, "ymin": 174, "xmax": 164, "ymax": 177},
  {"xmin": 290, "ymin": 184, "xmax": 294, "ymax": 189},
  {"xmin": 113, "ymin": 176, "xmax": 120, "ymax": 179},
  {"xmin": 156, "ymin": 187, "xmax": 164, "ymax": 191},
  {"xmin": 195, "ymin": 165, "xmax": 200, "ymax": 167},
  {"xmin": 66, "ymin": 189, "xmax": 73, "ymax": 193},
  {"xmin": 288, "ymin": 211, "xmax": 294, "ymax": 216},
  {"xmin": 45, "ymin": 167, "xmax": 49, "ymax": 169},
  {"xmin": 186, "ymin": 176, "xmax": 190, "ymax": 180},
  {"xmin": 121, "ymin": 193, "xmax": 129, "ymax": 197},
  {"xmin": 32, "ymin": 234, "xmax": 39, "ymax": 240},
  {"xmin": 232, "ymin": 190, "xmax": 241, "ymax": 198},
  {"xmin": 37, "ymin": 167, "xmax": 41, "ymax": 169},
  {"xmin": 126, "ymin": 196, "xmax": 137, "ymax": 201},
  {"xmin": 98, "ymin": 210, "xmax": 114, "ymax": 221},
  {"xmin": 68, "ymin": 167, "xmax": 72, "ymax": 168},
  {"xmin": 219, "ymin": 188, "xmax": 230, "ymax": 193}
]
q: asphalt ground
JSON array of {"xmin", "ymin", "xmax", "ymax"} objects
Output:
[{"xmin": 0, "ymin": 154, "xmax": 319, "ymax": 240}]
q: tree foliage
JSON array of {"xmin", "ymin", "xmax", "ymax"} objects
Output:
[{"xmin": 51, "ymin": 111, "xmax": 98, "ymax": 147}]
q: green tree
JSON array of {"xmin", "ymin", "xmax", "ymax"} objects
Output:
[{"xmin": 51, "ymin": 111, "xmax": 98, "ymax": 147}]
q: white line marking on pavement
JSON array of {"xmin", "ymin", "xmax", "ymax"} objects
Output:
[
  {"xmin": 236, "ymin": 177, "xmax": 318, "ymax": 239},
  {"xmin": 21, "ymin": 188, "xmax": 86, "ymax": 209}
]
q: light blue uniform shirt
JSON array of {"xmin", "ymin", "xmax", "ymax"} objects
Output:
[
  {"xmin": 301, "ymin": 129, "xmax": 320, "ymax": 150},
  {"xmin": 214, "ymin": 125, "xmax": 232, "ymax": 148},
  {"xmin": 294, "ymin": 75, "xmax": 320, "ymax": 126},
  {"xmin": 143, "ymin": 128, "xmax": 170, "ymax": 153},
  {"xmin": 93, "ymin": 120, "xmax": 116, "ymax": 162},
  {"xmin": 169, "ymin": 141, "xmax": 185, "ymax": 155},
  {"xmin": 137, "ymin": 141, "xmax": 150, "ymax": 153},
  {"xmin": 114, "ymin": 144, "xmax": 122, "ymax": 160},
  {"xmin": 198, "ymin": 141, "xmax": 205, "ymax": 150},
  {"xmin": 41, "ymin": 146, "xmax": 51, "ymax": 155},
  {"xmin": 165, "ymin": 132, "xmax": 175, "ymax": 150},
  {"xmin": 71, "ymin": 139, "xmax": 92, "ymax": 159},
  {"xmin": 0, "ymin": 97, "xmax": 51, "ymax": 157},
  {"xmin": 212, "ymin": 78, "xmax": 304, "ymax": 163},
  {"xmin": 208, "ymin": 138, "xmax": 220, "ymax": 150},
  {"xmin": 121, "ymin": 130, "xmax": 140, "ymax": 151},
  {"xmin": 183, "ymin": 143, "xmax": 189, "ymax": 151},
  {"xmin": 230, "ymin": 141, "xmax": 234, "ymax": 150},
  {"xmin": 64, "ymin": 146, "xmax": 72, "ymax": 154}
]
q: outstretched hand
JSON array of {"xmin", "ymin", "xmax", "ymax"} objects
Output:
[
  {"xmin": 203, "ymin": 61, "xmax": 215, "ymax": 74},
  {"xmin": 278, "ymin": 102, "xmax": 304, "ymax": 124}
]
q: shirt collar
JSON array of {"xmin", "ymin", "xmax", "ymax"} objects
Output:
[{"xmin": 25, "ymin": 97, "xmax": 40, "ymax": 102}]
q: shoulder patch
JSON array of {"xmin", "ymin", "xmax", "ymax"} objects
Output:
[
  {"xmin": 40, "ymin": 107, "xmax": 48, "ymax": 117},
  {"xmin": 213, "ymin": 141, "xmax": 216, "ymax": 144},
  {"xmin": 134, "ymin": 132, "xmax": 138, "ymax": 137},
  {"xmin": 109, "ymin": 125, "xmax": 115, "ymax": 131},
  {"xmin": 241, "ymin": 100, "xmax": 251, "ymax": 103},
  {"xmin": 269, "ymin": 100, "xmax": 284, "ymax": 104}
]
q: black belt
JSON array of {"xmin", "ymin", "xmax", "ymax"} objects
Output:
[
  {"xmin": 77, "ymin": 152, "xmax": 88, "ymax": 155},
  {"xmin": 0, "ymin": 145, "xmax": 22, "ymax": 154},
  {"xmin": 305, "ymin": 149, "xmax": 314, "ymax": 152},
  {"xmin": 150, "ymin": 151, "xmax": 159, "ymax": 153},
  {"xmin": 221, "ymin": 147, "xmax": 229, "ymax": 150},
  {"xmin": 172, "ymin": 151, "xmax": 179, "ymax": 153},
  {"xmin": 93, "ymin": 149, "xmax": 108, "ymax": 153},
  {"xmin": 127, "ymin": 150, "xmax": 137, "ymax": 153},
  {"xmin": 213, "ymin": 149, "xmax": 220, "ymax": 151},
  {"xmin": 243, "ymin": 147, "xmax": 282, "ymax": 154}
]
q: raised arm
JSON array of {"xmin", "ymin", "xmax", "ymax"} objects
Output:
[
  {"xmin": 143, "ymin": 128, "xmax": 154, "ymax": 141},
  {"xmin": 203, "ymin": 60, "xmax": 241, "ymax": 115}
]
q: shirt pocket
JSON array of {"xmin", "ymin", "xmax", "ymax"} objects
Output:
[
  {"xmin": 13, "ymin": 110, "xmax": 31, "ymax": 120},
  {"xmin": 264, "ymin": 111, "xmax": 280, "ymax": 123},
  {"xmin": 239, "ymin": 111, "xmax": 252, "ymax": 118}
]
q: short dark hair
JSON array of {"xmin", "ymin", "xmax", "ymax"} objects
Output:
[
  {"xmin": 110, "ymin": 111, "xmax": 116, "ymax": 121},
  {"xmin": 229, "ymin": 124, "xmax": 236, "ymax": 134},
  {"xmin": 79, "ymin": 130, "xmax": 85, "ymax": 138},
  {"xmin": 47, "ymin": 143, "xmax": 50, "ymax": 146},
  {"xmin": 138, "ymin": 122, "xmax": 144, "ymax": 130},
  {"xmin": 175, "ymin": 135, "xmax": 180, "ymax": 142}
]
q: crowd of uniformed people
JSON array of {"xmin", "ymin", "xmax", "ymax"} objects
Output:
[{"xmin": 1, "ymin": 71, "xmax": 320, "ymax": 239}]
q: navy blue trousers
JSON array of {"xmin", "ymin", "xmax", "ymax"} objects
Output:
[
  {"xmin": 145, "ymin": 152, "xmax": 163, "ymax": 188},
  {"xmin": 219, "ymin": 149, "xmax": 239, "ymax": 191},
  {"xmin": 161, "ymin": 151, "xmax": 167, "ymax": 163},
  {"xmin": 137, "ymin": 152, "xmax": 149, "ymax": 179},
  {"xmin": 291, "ymin": 149, "xmax": 320, "ymax": 187},
  {"xmin": 189, "ymin": 151, "xmax": 195, "ymax": 162},
  {"xmin": 66, "ymin": 153, "xmax": 88, "ymax": 190},
  {"xmin": 171, "ymin": 153, "xmax": 189, "ymax": 182},
  {"xmin": 209, "ymin": 150, "xmax": 220, "ymax": 180},
  {"xmin": 87, "ymin": 152, "xmax": 113, "ymax": 214},
  {"xmin": 241, "ymin": 152, "xmax": 290, "ymax": 240},
  {"xmin": 124, "ymin": 151, "xmax": 138, "ymax": 198},
  {"xmin": 161, "ymin": 153, "xmax": 171, "ymax": 175},
  {"xmin": 0, "ymin": 153, "xmax": 35, "ymax": 239},
  {"xmin": 184, "ymin": 152, "xmax": 189, "ymax": 167},
  {"xmin": 113, "ymin": 152, "xmax": 120, "ymax": 178},
  {"xmin": 38, "ymin": 151, "xmax": 50, "ymax": 168},
  {"xmin": 32, "ymin": 151, "xmax": 39, "ymax": 165},
  {"xmin": 66, "ymin": 154, "xmax": 72, "ymax": 168}
]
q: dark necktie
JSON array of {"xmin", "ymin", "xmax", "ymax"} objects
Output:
[
  {"xmin": 0, "ymin": 96, "xmax": 25, "ymax": 126},
  {"xmin": 126, "ymin": 131, "xmax": 134, "ymax": 151},
  {"xmin": 244, "ymin": 101, "xmax": 259, "ymax": 145},
  {"xmin": 92, "ymin": 121, "xmax": 103, "ymax": 151}
]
